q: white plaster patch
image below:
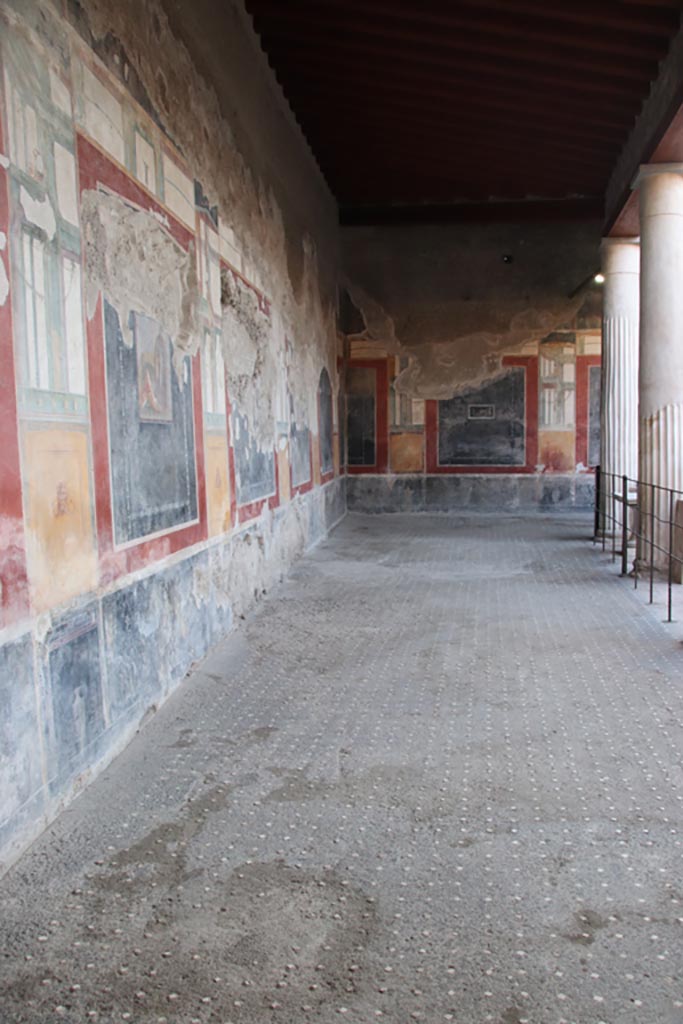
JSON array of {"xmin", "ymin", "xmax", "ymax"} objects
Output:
[
  {"xmin": 134, "ymin": 130, "xmax": 156, "ymax": 194},
  {"xmin": 49, "ymin": 68, "xmax": 72, "ymax": 118},
  {"xmin": 219, "ymin": 217, "xmax": 242, "ymax": 270},
  {"xmin": 62, "ymin": 257, "xmax": 87, "ymax": 395},
  {"xmin": 80, "ymin": 188, "xmax": 201, "ymax": 360},
  {"xmin": 0, "ymin": 153, "xmax": 9, "ymax": 170},
  {"xmin": 150, "ymin": 209, "xmax": 170, "ymax": 229},
  {"xmin": 221, "ymin": 269, "xmax": 278, "ymax": 448},
  {"xmin": 81, "ymin": 63, "xmax": 125, "ymax": 165},
  {"xmin": 209, "ymin": 252, "xmax": 221, "ymax": 320},
  {"xmin": 162, "ymin": 153, "xmax": 195, "ymax": 230},
  {"xmin": 19, "ymin": 186, "xmax": 56, "ymax": 240},
  {"xmin": 53, "ymin": 143, "xmax": 79, "ymax": 227}
]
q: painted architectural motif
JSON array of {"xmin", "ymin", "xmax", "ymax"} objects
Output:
[
  {"xmin": 346, "ymin": 295, "xmax": 601, "ymax": 489},
  {"xmin": 0, "ymin": 1, "xmax": 343, "ymax": 869}
]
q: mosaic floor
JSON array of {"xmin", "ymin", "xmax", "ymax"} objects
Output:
[{"xmin": 2, "ymin": 512, "xmax": 683, "ymax": 1024}]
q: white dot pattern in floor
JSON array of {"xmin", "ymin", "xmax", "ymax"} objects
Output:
[{"xmin": 1, "ymin": 512, "xmax": 682, "ymax": 1023}]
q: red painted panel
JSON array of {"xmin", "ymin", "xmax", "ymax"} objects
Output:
[
  {"xmin": 576, "ymin": 354, "xmax": 601, "ymax": 470},
  {"xmin": 226, "ymin": 397, "xmax": 238, "ymax": 528},
  {"xmin": 0, "ymin": 66, "xmax": 29, "ymax": 626},
  {"xmin": 346, "ymin": 358, "xmax": 389, "ymax": 475},
  {"xmin": 425, "ymin": 355, "xmax": 539, "ymax": 474},
  {"xmin": 77, "ymin": 133, "xmax": 208, "ymax": 584},
  {"xmin": 77, "ymin": 135, "xmax": 194, "ymax": 251}
]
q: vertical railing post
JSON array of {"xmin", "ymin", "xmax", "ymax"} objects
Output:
[
  {"xmin": 594, "ymin": 465, "xmax": 601, "ymax": 543},
  {"xmin": 668, "ymin": 488, "xmax": 674, "ymax": 623},
  {"xmin": 649, "ymin": 481, "xmax": 655, "ymax": 604},
  {"xmin": 602, "ymin": 471, "xmax": 608, "ymax": 552},
  {"xmin": 621, "ymin": 474, "xmax": 629, "ymax": 577}
]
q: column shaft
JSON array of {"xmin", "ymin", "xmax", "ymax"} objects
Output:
[
  {"xmin": 600, "ymin": 239, "xmax": 639, "ymax": 502},
  {"xmin": 637, "ymin": 167, "xmax": 683, "ymax": 566}
]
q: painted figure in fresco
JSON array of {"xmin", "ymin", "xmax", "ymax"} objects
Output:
[
  {"xmin": 138, "ymin": 329, "xmax": 171, "ymax": 420},
  {"xmin": 52, "ymin": 481, "xmax": 74, "ymax": 519}
]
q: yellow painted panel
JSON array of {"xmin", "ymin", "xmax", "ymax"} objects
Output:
[
  {"xmin": 333, "ymin": 431, "xmax": 340, "ymax": 475},
  {"xmin": 24, "ymin": 428, "xmax": 97, "ymax": 611},
  {"xmin": 539, "ymin": 429, "xmax": 575, "ymax": 473},
  {"xmin": 278, "ymin": 444, "xmax": 291, "ymax": 504},
  {"xmin": 205, "ymin": 432, "xmax": 231, "ymax": 537},
  {"xmin": 311, "ymin": 435, "xmax": 321, "ymax": 486},
  {"xmin": 390, "ymin": 432, "xmax": 424, "ymax": 473}
]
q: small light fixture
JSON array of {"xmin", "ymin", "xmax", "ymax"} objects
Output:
[{"xmin": 594, "ymin": 273, "xmax": 605, "ymax": 284}]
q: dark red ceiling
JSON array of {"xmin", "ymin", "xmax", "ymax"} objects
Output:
[{"xmin": 245, "ymin": 0, "xmax": 683, "ymax": 222}]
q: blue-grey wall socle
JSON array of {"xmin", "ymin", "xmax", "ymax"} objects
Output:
[{"xmin": 347, "ymin": 474, "xmax": 596, "ymax": 513}]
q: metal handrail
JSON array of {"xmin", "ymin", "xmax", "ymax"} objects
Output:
[{"xmin": 594, "ymin": 467, "xmax": 683, "ymax": 623}]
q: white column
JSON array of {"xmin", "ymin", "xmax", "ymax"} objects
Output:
[
  {"xmin": 600, "ymin": 237, "xmax": 639, "ymax": 491},
  {"xmin": 635, "ymin": 164, "xmax": 683, "ymax": 565}
]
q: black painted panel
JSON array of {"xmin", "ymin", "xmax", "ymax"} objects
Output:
[
  {"xmin": 588, "ymin": 364, "xmax": 601, "ymax": 467},
  {"xmin": 338, "ymin": 388, "xmax": 345, "ymax": 469},
  {"xmin": 45, "ymin": 605, "xmax": 105, "ymax": 788},
  {"xmin": 231, "ymin": 409, "xmax": 275, "ymax": 505},
  {"xmin": 290, "ymin": 422, "xmax": 311, "ymax": 488},
  {"xmin": 347, "ymin": 366, "xmax": 376, "ymax": 466},
  {"xmin": 319, "ymin": 368, "xmax": 334, "ymax": 474},
  {"xmin": 438, "ymin": 368, "xmax": 525, "ymax": 466},
  {"xmin": 104, "ymin": 302, "xmax": 198, "ymax": 544},
  {"xmin": 0, "ymin": 634, "xmax": 43, "ymax": 848},
  {"xmin": 102, "ymin": 554, "xmax": 210, "ymax": 725}
]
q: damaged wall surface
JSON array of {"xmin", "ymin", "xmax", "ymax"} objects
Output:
[
  {"xmin": 342, "ymin": 221, "xmax": 602, "ymax": 512},
  {"xmin": 0, "ymin": 0, "xmax": 344, "ymax": 871}
]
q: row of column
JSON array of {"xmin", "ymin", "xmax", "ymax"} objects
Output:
[{"xmin": 601, "ymin": 165, "xmax": 683, "ymax": 565}]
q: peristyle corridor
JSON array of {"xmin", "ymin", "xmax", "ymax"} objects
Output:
[{"xmin": 2, "ymin": 513, "xmax": 682, "ymax": 1024}]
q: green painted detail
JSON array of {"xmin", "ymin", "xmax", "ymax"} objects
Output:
[
  {"xmin": 19, "ymin": 386, "xmax": 87, "ymax": 418},
  {"xmin": 204, "ymin": 411, "xmax": 226, "ymax": 431}
]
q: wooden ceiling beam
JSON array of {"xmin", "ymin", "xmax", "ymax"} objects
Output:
[
  {"xmin": 263, "ymin": 37, "xmax": 646, "ymax": 101},
  {"xmin": 313, "ymin": 133, "xmax": 611, "ymax": 175},
  {"xmin": 285, "ymin": 84, "xmax": 628, "ymax": 145},
  {"xmin": 444, "ymin": 0, "xmax": 679, "ymax": 34},
  {"xmin": 278, "ymin": 63, "xmax": 636, "ymax": 123},
  {"xmin": 253, "ymin": 12, "xmax": 655, "ymax": 80},
  {"xmin": 249, "ymin": 0, "xmax": 674, "ymax": 54},
  {"xmin": 303, "ymin": 111, "xmax": 620, "ymax": 161}
]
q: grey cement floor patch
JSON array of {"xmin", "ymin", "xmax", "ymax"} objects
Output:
[{"xmin": 1, "ymin": 512, "xmax": 683, "ymax": 1023}]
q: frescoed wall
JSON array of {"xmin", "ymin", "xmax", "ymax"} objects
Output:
[
  {"xmin": 345, "ymin": 295, "xmax": 601, "ymax": 513},
  {"xmin": 342, "ymin": 215, "xmax": 602, "ymax": 511},
  {"xmin": 0, "ymin": 0, "xmax": 344, "ymax": 871}
]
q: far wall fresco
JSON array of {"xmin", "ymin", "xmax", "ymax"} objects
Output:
[
  {"xmin": 345, "ymin": 292, "xmax": 602, "ymax": 505},
  {"xmin": 438, "ymin": 366, "xmax": 526, "ymax": 467}
]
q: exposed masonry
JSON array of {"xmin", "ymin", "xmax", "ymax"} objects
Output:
[
  {"xmin": 73, "ymin": 0, "xmax": 338, "ymax": 385},
  {"xmin": 81, "ymin": 189, "xmax": 201, "ymax": 362},
  {"xmin": 343, "ymin": 220, "xmax": 600, "ymax": 399},
  {"xmin": 221, "ymin": 269, "xmax": 278, "ymax": 449},
  {"xmin": 347, "ymin": 278, "xmax": 586, "ymax": 400}
]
